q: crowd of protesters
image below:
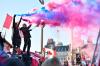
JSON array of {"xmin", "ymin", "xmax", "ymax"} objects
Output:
[
  {"xmin": 0, "ymin": 15, "xmax": 99, "ymax": 66},
  {"xmin": 0, "ymin": 14, "xmax": 63, "ymax": 66},
  {"xmin": 0, "ymin": 15, "xmax": 46, "ymax": 66}
]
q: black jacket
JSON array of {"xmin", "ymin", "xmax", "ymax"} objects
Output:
[
  {"xmin": 12, "ymin": 16, "xmax": 21, "ymax": 40},
  {"xmin": 20, "ymin": 25, "xmax": 32, "ymax": 38}
]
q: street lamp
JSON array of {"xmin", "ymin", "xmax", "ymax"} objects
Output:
[{"xmin": 40, "ymin": 20, "xmax": 45, "ymax": 54}]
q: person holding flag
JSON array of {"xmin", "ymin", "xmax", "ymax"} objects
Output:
[
  {"xmin": 20, "ymin": 23, "xmax": 32, "ymax": 55},
  {"xmin": 12, "ymin": 15, "xmax": 22, "ymax": 56}
]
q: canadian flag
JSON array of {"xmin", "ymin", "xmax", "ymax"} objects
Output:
[
  {"xmin": 43, "ymin": 48, "xmax": 56, "ymax": 58},
  {"xmin": 3, "ymin": 14, "xmax": 13, "ymax": 29}
]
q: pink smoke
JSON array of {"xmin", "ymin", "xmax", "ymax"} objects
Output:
[{"xmin": 45, "ymin": 0, "xmax": 100, "ymax": 28}]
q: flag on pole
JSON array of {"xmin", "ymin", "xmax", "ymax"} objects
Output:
[{"xmin": 3, "ymin": 14, "xmax": 13, "ymax": 29}]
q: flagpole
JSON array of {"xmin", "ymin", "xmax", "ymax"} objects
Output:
[
  {"xmin": 91, "ymin": 28, "xmax": 100, "ymax": 65},
  {"xmin": 71, "ymin": 27, "xmax": 74, "ymax": 66},
  {"xmin": 56, "ymin": 27, "xmax": 60, "ymax": 44},
  {"xmin": 41, "ymin": 21, "xmax": 45, "ymax": 54}
]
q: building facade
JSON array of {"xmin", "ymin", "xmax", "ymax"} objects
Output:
[
  {"xmin": 55, "ymin": 45, "xmax": 69, "ymax": 65},
  {"xmin": 44, "ymin": 39, "xmax": 69, "ymax": 64}
]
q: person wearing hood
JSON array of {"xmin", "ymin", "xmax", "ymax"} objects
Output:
[{"xmin": 41, "ymin": 57, "xmax": 62, "ymax": 66}]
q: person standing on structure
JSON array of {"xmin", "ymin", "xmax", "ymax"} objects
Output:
[{"xmin": 20, "ymin": 23, "xmax": 32, "ymax": 55}]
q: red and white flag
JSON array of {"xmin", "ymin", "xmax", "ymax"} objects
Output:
[
  {"xmin": 43, "ymin": 48, "xmax": 56, "ymax": 58},
  {"xmin": 3, "ymin": 14, "xmax": 13, "ymax": 29}
]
